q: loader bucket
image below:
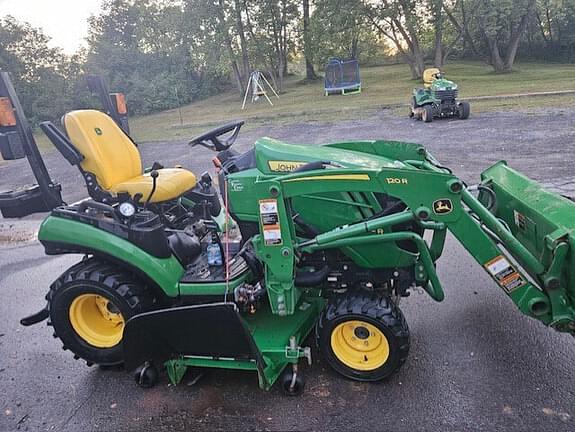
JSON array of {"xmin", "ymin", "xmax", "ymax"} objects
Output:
[{"xmin": 480, "ymin": 161, "xmax": 575, "ymax": 301}]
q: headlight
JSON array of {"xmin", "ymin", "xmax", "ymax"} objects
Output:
[{"xmin": 118, "ymin": 202, "xmax": 136, "ymax": 218}]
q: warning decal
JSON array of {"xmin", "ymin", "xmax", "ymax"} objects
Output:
[
  {"xmin": 259, "ymin": 199, "xmax": 282, "ymax": 246},
  {"xmin": 484, "ymin": 255, "xmax": 526, "ymax": 293}
]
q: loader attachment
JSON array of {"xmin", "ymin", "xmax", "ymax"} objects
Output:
[{"xmin": 479, "ymin": 161, "xmax": 575, "ymax": 331}]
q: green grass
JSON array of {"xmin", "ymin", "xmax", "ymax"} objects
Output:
[
  {"xmin": 1, "ymin": 59, "xmax": 573, "ymax": 162},
  {"xmin": 129, "ymin": 61, "xmax": 575, "ymax": 142}
]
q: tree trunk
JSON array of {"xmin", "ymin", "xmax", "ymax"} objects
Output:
[
  {"xmin": 234, "ymin": 0, "xmax": 250, "ymax": 83},
  {"xmin": 216, "ymin": 0, "xmax": 244, "ymax": 93},
  {"xmin": 351, "ymin": 34, "xmax": 359, "ymax": 59},
  {"xmin": 281, "ymin": 0, "xmax": 288, "ymax": 77},
  {"xmin": 488, "ymin": 38, "xmax": 506, "ymax": 72},
  {"xmin": 269, "ymin": 0, "xmax": 284, "ymax": 91},
  {"xmin": 432, "ymin": 0, "xmax": 444, "ymax": 68},
  {"xmin": 363, "ymin": 2, "xmax": 424, "ymax": 79},
  {"xmin": 406, "ymin": 59, "xmax": 419, "ymax": 80},
  {"xmin": 445, "ymin": 1, "xmax": 481, "ymax": 57},
  {"xmin": 503, "ymin": 0, "xmax": 536, "ymax": 70},
  {"xmin": 303, "ymin": 0, "xmax": 317, "ymax": 80}
]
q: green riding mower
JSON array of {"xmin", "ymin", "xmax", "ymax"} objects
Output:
[
  {"xmin": 4, "ymin": 73, "xmax": 574, "ymax": 396},
  {"xmin": 410, "ymin": 68, "xmax": 470, "ymax": 123}
]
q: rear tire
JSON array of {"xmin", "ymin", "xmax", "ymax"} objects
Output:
[
  {"xmin": 422, "ymin": 105, "xmax": 433, "ymax": 123},
  {"xmin": 457, "ymin": 101, "xmax": 470, "ymax": 119},
  {"xmin": 48, "ymin": 258, "xmax": 155, "ymax": 366},
  {"xmin": 316, "ymin": 292, "xmax": 409, "ymax": 381}
]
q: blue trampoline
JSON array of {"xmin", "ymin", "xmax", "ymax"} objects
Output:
[{"xmin": 324, "ymin": 58, "xmax": 361, "ymax": 96}]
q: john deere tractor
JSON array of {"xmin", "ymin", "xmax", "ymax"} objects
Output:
[
  {"xmin": 410, "ymin": 68, "xmax": 470, "ymax": 123},
  {"xmin": 4, "ymin": 72, "xmax": 574, "ymax": 396}
]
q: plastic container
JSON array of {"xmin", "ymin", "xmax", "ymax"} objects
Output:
[{"xmin": 206, "ymin": 236, "xmax": 223, "ymax": 266}]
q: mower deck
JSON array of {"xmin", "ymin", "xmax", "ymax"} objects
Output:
[{"xmin": 125, "ymin": 294, "xmax": 324, "ymax": 390}]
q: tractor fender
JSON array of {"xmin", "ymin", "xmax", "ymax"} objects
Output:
[{"xmin": 38, "ymin": 216, "xmax": 183, "ymax": 298}]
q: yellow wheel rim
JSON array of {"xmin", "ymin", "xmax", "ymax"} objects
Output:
[
  {"xmin": 69, "ymin": 294, "xmax": 125, "ymax": 348},
  {"xmin": 330, "ymin": 320, "xmax": 390, "ymax": 371}
]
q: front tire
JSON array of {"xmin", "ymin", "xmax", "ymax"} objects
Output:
[
  {"xmin": 409, "ymin": 96, "xmax": 417, "ymax": 118},
  {"xmin": 316, "ymin": 292, "xmax": 409, "ymax": 381},
  {"xmin": 422, "ymin": 105, "xmax": 434, "ymax": 123},
  {"xmin": 48, "ymin": 258, "xmax": 154, "ymax": 366},
  {"xmin": 457, "ymin": 101, "xmax": 470, "ymax": 119}
]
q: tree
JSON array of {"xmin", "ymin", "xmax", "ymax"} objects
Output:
[
  {"xmin": 86, "ymin": 0, "xmax": 231, "ymax": 112},
  {"xmin": 430, "ymin": 0, "xmax": 464, "ymax": 68},
  {"xmin": 447, "ymin": 0, "xmax": 537, "ymax": 72},
  {"xmin": 311, "ymin": 0, "xmax": 378, "ymax": 65},
  {"xmin": 364, "ymin": 0, "xmax": 427, "ymax": 79},
  {"xmin": 303, "ymin": 0, "xmax": 318, "ymax": 79},
  {"xmin": 0, "ymin": 16, "xmax": 80, "ymax": 123},
  {"xmin": 477, "ymin": 0, "xmax": 537, "ymax": 72}
]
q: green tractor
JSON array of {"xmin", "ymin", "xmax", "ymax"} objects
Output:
[
  {"xmin": 410, "ymin": 68, "xmax": 470, "ymax": 123},
  {"xmin": 6, "ymin": 76, "xmax": 575, "ymax": 396}
]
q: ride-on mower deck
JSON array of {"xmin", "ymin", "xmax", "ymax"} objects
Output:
[{"xmin": 3, "ymin": 72, "xmax": 573, "ymax": 396}]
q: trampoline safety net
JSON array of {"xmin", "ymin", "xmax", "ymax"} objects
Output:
[{"xmin": 324, "ymin": 58, "xmax": 361, "ymax": 96}]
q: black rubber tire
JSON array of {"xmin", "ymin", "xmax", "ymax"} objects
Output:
[
  {"xmin": 422, "ymin": 105, "xmax": 434, "ymax": 123},
  {"xmin": 279, "ymin": 367, "xmax": 305, "ymax": 396},
  {"xmin": 47, "ymin": 258, "xmax": 155, "ymax": 366},
  {"xmin": 457, "ymin": 101, "xmax": 470, "ymax": 119},
  {"xmin": 134, "ymin": 362, "xmax": 159, "ymax": 388},
  {"xmin": 316, "ymin": 291, "xmax": 410, "ymax": 382},
  {"xmin": 409, "ymin": 96, "xmax": 417, "ymax": 118}
]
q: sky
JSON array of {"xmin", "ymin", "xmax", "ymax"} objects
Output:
[{"xmin": 0, "ymin": 0, "xmax": 103, "ymax": 54}]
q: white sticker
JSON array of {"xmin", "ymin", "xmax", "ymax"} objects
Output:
[
  {"xmin": 486, "ymin": 256, "xmax": 512, "ymax": 276},
  {"xmin": 259, "ymin": 199, "xmax": 282, "ymax": 245},
  {"xmin": 263, "ymin": 228, "xmax": 282, "ymax": 245},
  {"xmin": 484, "ymin": 255, "xmax": 525, "ymax": 293},
  {"xmin": 259, "ymin": 200, "xmax": 278, "ymax": 214}
]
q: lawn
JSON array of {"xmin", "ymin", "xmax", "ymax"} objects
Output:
[{"xmin": 128, "ymin": 61, "xmax": 575, "ymax": 142}]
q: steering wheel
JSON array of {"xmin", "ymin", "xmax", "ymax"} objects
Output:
[{"xmin": 188, "ymin": 120, "xmax": 245, "ymax": 151}]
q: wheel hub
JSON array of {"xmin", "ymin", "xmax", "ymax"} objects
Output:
[
  {"xmin": 330, "ymin": 320, "xmax": 390, "ymax": 371},
  {"xmin": 69, "ymin": 294, "xmax": 125, "ymax": 348},
  {"xmin": 353, "ymin": 326, "xmax": 370, "ymax": 340}
]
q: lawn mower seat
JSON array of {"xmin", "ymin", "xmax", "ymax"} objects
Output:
[
  {"xmin": 63, "ymin": 110, "xmax": 196, "ymax": 203},
  {"xmin": 423, "ymin": 68, "xmax": 441, "ymax": 88}
]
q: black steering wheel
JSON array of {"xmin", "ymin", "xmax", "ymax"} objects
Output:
[{"xmin": 188, "ymin": 120, "xmax": 245, "ymax": 151}]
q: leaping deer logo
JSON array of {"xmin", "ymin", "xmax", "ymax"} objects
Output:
[{"xmin": 433, "ymin": 199, "xmax": 453, "ymax": 214}]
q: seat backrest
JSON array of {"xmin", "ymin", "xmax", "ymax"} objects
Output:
[
  {"xmin": 63, "ymin": 110, "xmax": 142, "ymax": 190},
  {"xmin": 423, "ymin": 68, "xmax": 441, "ymax": 86}
]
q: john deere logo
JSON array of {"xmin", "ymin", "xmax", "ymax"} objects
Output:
[
  {"xmin": 268, "ymin": 160, "xmax": 307, "ymax": 172},
  {"xmin": 94, "ymin": 127, "xmax": 103, "ymax": 135},
  {"xmin": 433, "ymin": 199, "xmax": 453, "ymax": 214}
]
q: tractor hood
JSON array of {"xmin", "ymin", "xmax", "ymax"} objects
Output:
[
  {"xmin": 431, "ymin": 78, "xmax": 457, "ymax": 91},
  {"xmin": 253, "ymin": 138, "xmax": 414, "ymax": 175}
]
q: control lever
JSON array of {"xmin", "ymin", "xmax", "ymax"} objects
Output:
[{"xmin": 145, "ymin": 170, "xmax": 159, "ymax": 208}]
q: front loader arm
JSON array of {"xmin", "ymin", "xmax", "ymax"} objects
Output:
[
  {"xmin": 448, "ymin": 198, "xmax": 555, "ymax": 325},
  {"xmin": 247, "ymin": 157, "xmax": 575, "ymax": 333},
  {"xmin": 407, "ymin": 158, "xmax": 575, "ymax": 332}
]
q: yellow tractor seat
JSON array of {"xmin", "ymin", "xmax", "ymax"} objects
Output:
[
  {"xmin": 109, "ymin": 169, "xmax": 196, "ymax": 203},
  {"xmin": 63, "ymin": 110, "xmax": 196, "ymax": 203},
  {"xmin": 422, "ymin": 68, "xmax": 441, "ymax": 88}
]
